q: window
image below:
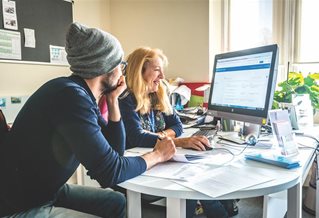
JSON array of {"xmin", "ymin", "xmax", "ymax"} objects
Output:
[
  {"xmin": 209, "ymin": 0, "xmax": 278, "ymax": 81},
  {"xmin": 228, "ymin": 0, "xmax": 273, "ymax": 51},
  {"xmin": 295, "ymin": 0, "xmax": 319, "ymax": 63},
  {"xmin": 211, "ymin": 0, "xmax": 319, "ymax": 82}
]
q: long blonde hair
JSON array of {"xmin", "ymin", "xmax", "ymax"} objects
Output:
[{"xmin": 125, "ymin": 47, "xmax": 173, "ymax": 115}]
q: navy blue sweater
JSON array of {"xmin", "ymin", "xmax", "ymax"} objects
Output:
[
  {"xmin": 119, "ymin": 92, "xmax": 183, "ymax": 148},
  {"xmin": 0, "ymin": 76, "xmax": 146, "ymax": 211}
]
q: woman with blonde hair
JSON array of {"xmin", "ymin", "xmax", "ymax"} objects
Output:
[
  {"xmin": 120, "ymin": 47, "xmax": 211, "ymax": 150},
  {"xmin": 118, "ymin": 47, "xmax": 229, "ymax": 218}
]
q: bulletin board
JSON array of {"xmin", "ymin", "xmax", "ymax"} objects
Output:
[{"xmin": 0, "ymin": 0, "xmax": 73, "ymax": 65}]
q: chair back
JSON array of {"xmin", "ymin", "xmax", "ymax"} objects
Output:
[{"xmin": 0, "ymin": 109, "xmax": 9, "ymax": 143}]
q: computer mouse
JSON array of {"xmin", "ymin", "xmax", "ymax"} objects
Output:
[
  {"xmin": 205, "ymin": 137, "xmax": 214, "ymax": 150},
  {"xmin": 189, "ymin": 144, "xmax": 213, "ymax": 151},
  {"xmin": 245, "ymin": 134, "xmax": 257, "ymax": 146},
  {"xmin": 204, "ymin": 145, "xmax": 213, "ymax": 151}
]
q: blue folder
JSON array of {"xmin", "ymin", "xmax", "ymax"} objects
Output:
[{"xmin": 245, "ymin": 153, "xmax": 300, "ymax": 169}]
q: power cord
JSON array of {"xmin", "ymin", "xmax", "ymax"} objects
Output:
[{"xmin": 295, "ymin": 132, "xmax": 319, "ymax": 152}]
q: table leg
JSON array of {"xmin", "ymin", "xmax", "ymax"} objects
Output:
[
  {"xmin": 263, "ymin": 191, "xmax": 287, "ymax": 218},
  {"xmin": 263, "ymin": 195, "xmax": 269, "ymax": 218},
  {"xmin": 316, "ymin": 154, "xmax": 319, "ymax": 218},
  {"xmin": 166, "ymin": 198, "xmax": 186, "ymax": 218},
  {"xmin": 287, "ymin": 182, "xmax": 302, "ymax": 218},
  {"xmin": 317, "ymin": 179, "xmax": 319, "ymax": 218},
  {"xmin": 126, "ymin": 190, "xmax": 141, "ymax": 218},
  {"xmin": 76, "ymin": 165, "xmax": 84, "ymax": 185}
]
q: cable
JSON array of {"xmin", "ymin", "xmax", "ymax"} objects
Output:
[
  {"xmin": 295, "ymin": 133, "xmax": 319, "ymax": 152},
  {"xmin": 297, "ymin": 143, "xmax": 319, "ymax": 151},
  {"xmin": 262, "ymin": 123, "xmax": 319, "ymax": 150},
  {"xmin": 296, "ymin": 133, "xmax": 319, "ymax": 144},
  {"xmin": 215, "ymin": 139, "xmax": 249, "ymax": 155}
]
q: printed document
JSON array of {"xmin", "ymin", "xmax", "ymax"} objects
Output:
[
  {"xmin": 2, "ymin": 0, "xmax": 18, "ymax": 30},
  {"xmin": 171, "ymin": 152, "xmax": 233, "ymax": 165},
  {"xmin": 0, "ymin": 29, "xmax": 21, "ymax": 60},
  {"xmin": 143, "ymin": 161, "xmax": 213, "ymax": 181},
  {"xmin": 175, "ymin": 165, "xmax": 274, "ymax": 198},
  {"xmin": 125, "ymin": 147, "xmax": 274, "ymax": 197}
]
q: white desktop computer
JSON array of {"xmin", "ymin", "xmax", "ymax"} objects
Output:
[{"xmin": 207, "ymin": 44, "xmax": 279, "ymax": 143}]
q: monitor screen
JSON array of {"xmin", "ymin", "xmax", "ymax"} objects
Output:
[{"xmin": 207, "ymin": 44, "xmax": 279, "ymax": 125}]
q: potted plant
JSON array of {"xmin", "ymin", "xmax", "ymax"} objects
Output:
[{"xmin": 273, "ymin": 72, "xmax": 319, "ymax": 123}]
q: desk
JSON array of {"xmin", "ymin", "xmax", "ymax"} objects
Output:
[{"xmin": 119, "ymin": 128, "xmax": 318, "ymax": 218}]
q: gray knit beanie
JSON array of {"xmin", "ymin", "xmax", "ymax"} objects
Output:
[{"xmin": 65, "ymin": 22, "xmax": 123, "ymax": 79}]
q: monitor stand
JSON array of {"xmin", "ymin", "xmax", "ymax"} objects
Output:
[
  {"xmin": 241, "ymin": 122, "xmax": 261, "ymax": 138},
  {"xmin": 219, "ymin": 119, "xmax": 261, "ymax": 145}
]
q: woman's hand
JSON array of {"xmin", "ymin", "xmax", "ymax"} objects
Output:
[{"xmin": 174, "ymin": 135, "xmax": 211, "ymax": 151}]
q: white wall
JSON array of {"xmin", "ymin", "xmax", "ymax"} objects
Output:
[
  {"xmin": 0, "ymin": 0, "xmax": 210, "ymax": 97},
  {"xmin": 110, "ymin": 0, "xmax": 210, "ymax": 82},
  {"xmin": 0, "ymin": 63, "xmax": 68, "ymax": 96},
  {"xmin": 73, "ymin": 0, "xmax": 110, "ymax": 31}
]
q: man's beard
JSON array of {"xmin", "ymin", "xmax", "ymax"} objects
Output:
[{"xmin": 101, "ymin": 79, "xmax": 118, "ymax": 95}]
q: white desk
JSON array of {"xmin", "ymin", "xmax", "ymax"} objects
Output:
[{"xmin": 119, "ymin": 129, "xmax": 318, "ymax": 218}]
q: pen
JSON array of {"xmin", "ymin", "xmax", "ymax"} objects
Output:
[{"xmin": 126, "ymin": 150, "xmax": 141, "ymax": 154}]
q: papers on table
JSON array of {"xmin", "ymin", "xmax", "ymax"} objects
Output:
[
  {"xmin": 176, "ymin": 107, "xmax": 206, "ymax": 128},
  {"xmin": 125, "ymin": 147, "xmax": 275, "ymax": 198},
  {"xmin": 143, "ymin": 159, "xmax": 274, "ymax": 198},
  {"xmin": 171, "ymin": 153, "xmax": 206, "ymax": 163},
  {"xmin": 125, "ymin": 147, "xmax": 234, "ymax": 165},
  {"xmin": 143, "ymin": 161, "xmax": 211, "ymax": 181},
  {"xmin": 175, "ymin": 165, "xmax": 274, "ymax": 198},
  {"xmin": 171, "ymin": 152, "xmax": 233, "ymax": 165}
]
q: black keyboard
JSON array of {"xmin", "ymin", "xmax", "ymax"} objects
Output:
[{"xmin": 192, "ymin": 129, "xmax": 216, "ymax": 137}]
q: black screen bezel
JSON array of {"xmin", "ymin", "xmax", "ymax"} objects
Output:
[{"xmin": 207, "ymin": 44, "xmax": 279, "ymax": 124}]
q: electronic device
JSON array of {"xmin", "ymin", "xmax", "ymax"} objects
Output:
[
  {"xmin": 245, "ymin": 134, "xmax": 258, "ymax": 146},
  {"xmin": 192, "ymin": 129, "xmax": 216, "ymax": 137},
  {"xmin": 220, "ymin": 133, "xmax": 257, "ymax": 145},
  {"xmin": 207, "ymin": 44, "xmax": 279, "ymax": 140}
]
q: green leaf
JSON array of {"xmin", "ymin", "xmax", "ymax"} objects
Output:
[
  {"xmin": 274, "ymin": 71, "xmax": 319, "ymax": 109},
  {"xmin": 308, "ymin": 72, "xmax": 319, "ymax": 80}
]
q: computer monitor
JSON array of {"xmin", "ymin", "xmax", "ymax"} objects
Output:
[{"xmin": 207, "ymin": 44, "xmax": 279, "ymax": 136}]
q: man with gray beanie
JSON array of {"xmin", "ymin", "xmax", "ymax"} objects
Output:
[{"xmin": 0, "ymin": 22, "xmax": 176, "ymax": 218}]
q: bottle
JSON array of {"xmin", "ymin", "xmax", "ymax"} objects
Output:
[
  {"xmin": 293, "ymin": 94, "xmax": 313, "ymax": 129},
  {"xmin": 216, "ymin": 120, "xmax": 221, "ymax": 131}
]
